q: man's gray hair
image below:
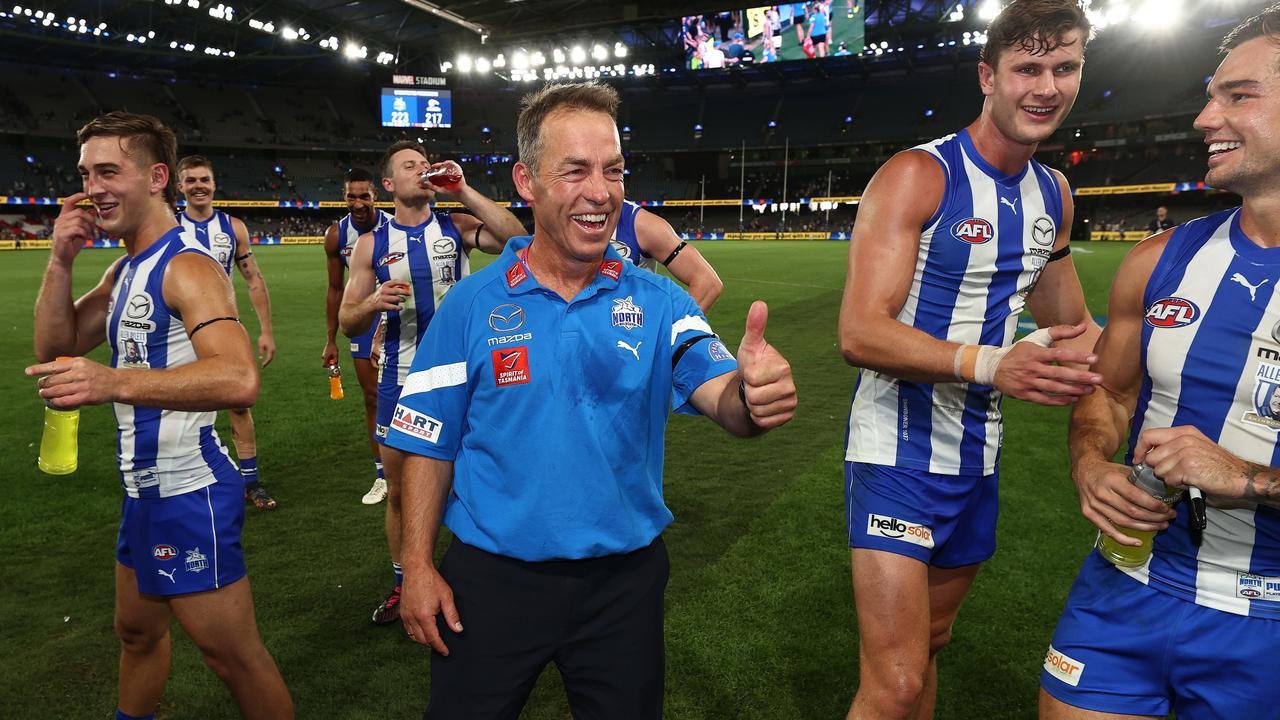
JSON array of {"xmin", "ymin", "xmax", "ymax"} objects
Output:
[{"xmin": 516, "ymin": 81, "xmax": 620, "ymax": 171}]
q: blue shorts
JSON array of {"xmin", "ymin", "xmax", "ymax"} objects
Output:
[
  {"xmin": 346, "ymin": 321, "xmax": 377, "ymax": 360},
  {"xmin": 845, "ymin": 461, "xmax": 997, "ymax": 567},
  {"xmin": 374, "ymin": 381, "xmax": 405, "ymax": 446},
  {"xmin": 1041, "ymin": 551, "xmax": 1280, "ymax": 717},
  {"xmin": 116, "ymin": 473, "xmax": 246, "ymax": 596}
]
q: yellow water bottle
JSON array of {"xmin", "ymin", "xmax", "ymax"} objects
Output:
[
  {"xmin": 38, "ymin": 356, "xmax": 79, "ymax": 475},
  {"xmin": 1096, "ymin": 463, "xmax": 1183, "ymax": 568},
  {"xmin": 328, "ymin": 363, "xmax": 344, "ymax": 401}
]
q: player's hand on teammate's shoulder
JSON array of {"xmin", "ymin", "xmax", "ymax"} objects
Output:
[
  {"xmin": 1135, "ymin": 426, "xmax": 1252, "ymax": 502},
  {"xmin": 738, "ymin": 300, "xmax": 797, "ymax": 430},
  {"xmin": 400, "ymin": 567, "xmax": 463, "ymax": 656},
  {"xmin": 51, "ymin": 192, "xmax": 96, "ymax": 265},
  {"xmin": 25, "ymin": 355, "xmax": 116, "ymax": 409},
  {"xmin": 992, "ymin": 323, "xmax": 1102, "ymax": 406},
  {"xmin": 1072, "ymin": 455, "xmax": 1177, "ymax": 545}
]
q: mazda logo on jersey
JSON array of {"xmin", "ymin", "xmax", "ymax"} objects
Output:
[
  {"xmin": 488, "ymin": 304, "xmax": 525, "ymax": 332},
  {"xmin": 126, "ymin": 293, "xmax": 153, "ymax": 320},
  {"xmin": 212, "ymin": 232, "xmax": 232, "ymax": 247},
  {"xmin": 432, "ymin": 237, "xmax": 456, "ymax": 255},
  {"xmin": 378, "ymin": 252, "xmax": 405, "ymax": 267},
  {"xmin": 1032, "ymin": 216, "xmax": 1056, "ymax": 247},
  {"xmin": 951, "ymin": 217, "xmax": 995, "ymax": 244},
  {"xmin": 1145, "ymin": 297, "xmax": 1200, "ymax": 328}
]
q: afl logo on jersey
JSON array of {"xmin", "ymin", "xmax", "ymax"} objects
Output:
[
  {"xmin": 152, "ymin": 544, "xmax": 178, "ymax": 561},
  {"xmin": 1145, "ymin": 297, "xmax": 1200, "ymax": 328},
  {"xmin": 340, "ymin": 246, "xmax": 354, "ymax": 258},
  {"xmin": 952, "ymin": 218, "xmax": 995, "ymax": 244},
  {"xmin": 378, "ymin": 252, "xmax": 405, "ymax": 268}
]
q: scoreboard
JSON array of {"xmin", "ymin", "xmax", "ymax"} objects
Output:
[{"xmin": 380, "ymin": 87, "xmax": 453, "ymax": 129}]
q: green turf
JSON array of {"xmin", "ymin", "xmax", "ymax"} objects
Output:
[{"xmin": 0, "ymin": 239, "xmax": 1135, "ymax": 718}]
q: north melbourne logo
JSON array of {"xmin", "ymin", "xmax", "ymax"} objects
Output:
[
  {"xmin": 611, "ymin": 296, "xmax": 644, "ymax": 330},
  {"xmin": 184, "ymin": 547, "xmax": 209, "ymax": 574}
]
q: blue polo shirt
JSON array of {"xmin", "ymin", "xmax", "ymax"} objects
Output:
[{"xmin": 384, "ymin": 236, "xmax": 738, "ymax": 561}]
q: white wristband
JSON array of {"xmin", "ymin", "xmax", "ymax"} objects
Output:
[{"xmin": 974, "ymin": 328, "xmax": 1055, "ymax": 386}]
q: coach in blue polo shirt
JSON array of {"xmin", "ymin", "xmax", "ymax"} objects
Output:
[{"xmin": 387, "ymin": 81, "xmax": 798, "ymax": 719}]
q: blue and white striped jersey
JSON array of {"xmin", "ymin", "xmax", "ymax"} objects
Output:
[
  {"xmin": 107, "ymin": 226, "xmax": 238, "ymax": 499},
  {"xmin": 372, "ymin": 213, "xmax": 466, "ymax": 389},
  {"xmin": 845, "ymin": 129, "xmax": 1064, "ymax": 475},
  {"xmin": 1125, "ymin": 208, "xmax": 1280, "ymax": 619},
  {"xmin": 178, "ymin": 209, "xmax": 237, "ymax": 276},
  {"xmin": 337, "ymin": 210, "xmax": 392, "ymax": 270},
  {"xmin": 609, "ymin": 201, "xmax": 656, "ymax": 271}
]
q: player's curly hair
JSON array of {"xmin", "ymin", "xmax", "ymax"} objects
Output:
[
  {"xmin": 517, "ymin": 81, "xmax": 620, "ymax": 171},
  {"xmin": 76, "ymin": 111, "xmax": 179, "ymax": 208},
  {"xmin": 1220, "ymin": 2, "xmax": 1280, "ymax": 56},
  {"xmin": 979, "ymin": 0, "xmax": 1093, "ymax": 68}
]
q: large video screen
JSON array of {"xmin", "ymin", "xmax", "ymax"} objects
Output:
[
  {"xmin": 380, "ymin": 88, "xmax": 452, "ymax": 129},
  {"xmin": 681, "ymin": 3, "xmax": 864, "ymax": 70}
]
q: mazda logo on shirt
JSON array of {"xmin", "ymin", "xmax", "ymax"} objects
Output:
[{"xmin": 488, "ymin": 304, "xmax": 525, "ymax": 332}]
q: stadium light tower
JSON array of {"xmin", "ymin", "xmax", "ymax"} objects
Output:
[
  {"xmin": 1133, "ymin": 0, "xmax": 1178, "ymax": 31},
  {"xmin": 977, "ymin": 0, "xmax": 1001, "ymax": 21}
]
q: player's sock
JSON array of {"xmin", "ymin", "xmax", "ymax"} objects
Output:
[
  {"xmin": 116, "ymin": 710, "xmax": 156, "ymax": 720},
  {"xmin": 241, "ymin": 456, "xmax": 260, "ymax": 491},
  {"xmin": 392, "ymin": 561, "xmax": 403, "ymax": 589},
  {"xmin": 375, "ymin": 459, "xmax": 385, "ymax": 481}
]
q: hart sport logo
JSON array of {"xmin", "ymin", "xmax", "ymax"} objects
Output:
[
  {"xmin": 1144, "ymin": 297, "xmax": 1200, "ymax": 328},
  {"xmin": 390, "ymin": 405, "xmax": 442, "ymax": 444},
  {"xmin": 951, "ymin": 217, "xmax": 995, "ymax": 244},
  {"xmin": 866, "ymin": 514, "xmax": 935, "ymax": 548}
]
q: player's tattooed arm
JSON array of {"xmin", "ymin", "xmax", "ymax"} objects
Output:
[{"xmin": 1241, "ymin": 465, "xmax": 1280, "ymax": 509}]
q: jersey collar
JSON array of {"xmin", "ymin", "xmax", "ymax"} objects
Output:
[{"xmin": 501, "ymin": 235, "xmax": 627, "ymax": 299}]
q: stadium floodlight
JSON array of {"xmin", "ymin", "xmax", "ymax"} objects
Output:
[
  {"xmin": 440, "ymin": 60, "xmax": 453, "ymax": 71},
  {"xmin": 187, "ymin": 0, "xmax": 199, "ymax": 8},
  {"xmin": 170, "ymin": 40, "xmax": 178, "ymax": 48},
  {"xmin": 12, "ymin": 6, "xmax": 20, "ymax": 14},
  {"xmin": 343, "ymin": 42, "xmax": 361, "ymax": 59},
  {"xmin": 1107, "ymin": 1, "xmax": 1131, "ymax": 25},
  {"xmin": 457, "ymin": 55, "xmax": 473, "ymax": 72},
  {"xmin": 614, "ymin": 41, "xmax": 627, "ymax": 58},
  {"xmin": 948, "ymin": 3, "xmax": 964, "ymax": 21},
  {"xmin": 493, "ymin": 53, "xmax": 506, "ymax": 68},
  {"xmin": 570, "ymin": 46, "xmax": 586, "ymax": 64},
  {"xmin": 977, "ymin": 0, "xmax": 1001, "ymax": 21},
  {"xmin": 512, "ymin": 51, "xmax": 528, "ymax": 69},
  {"xmin": 475, "ymin": 56, "xmax": 491, "ymax": 73},
  {"xmin": 553, "ymin": 48, "xmax": 565, "ymax": 63},
  {"xmin": 592, "ymin": 44, "xmax": 608, "ymax": 61},
  {"xmin": 543, "ymin": 67, "xmax": 553, "ymax": 79},
  {"xmin": 376, "ymin": 51, "xmax": 395, "ymax": 64},
  {"xmin": 531, "ymin": 50, "xmax": 545, "ymax": 66},
  {"xmin": 282, "ymin": 26, "xmax": 298, "ymax": 40},
  {"xmin": 148, "ymin": 30, "xmax": 155, "ymax": 37},
  {"xmin": 1133, "ymin": 0, "xmax": 1177, "ymax": 30}
]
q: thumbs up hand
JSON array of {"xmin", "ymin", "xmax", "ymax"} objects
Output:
[{"xmin": 736, "ymin": 301, "xmax": 797, "ymax": 430}]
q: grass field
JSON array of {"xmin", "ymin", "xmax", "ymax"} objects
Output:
[{"xmin": 0, "ymin": 240, "xmax": 1134, "ymax": 719}]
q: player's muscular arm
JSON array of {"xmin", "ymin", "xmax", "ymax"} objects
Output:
[
  {"xmin": 1025, "ymin": 170, "xmax": 1102, "ymax": 367},
  {"xmin": 840, "ymin": 152, "xmax": 1100, "ymax": 405},
  {"xmin": 232, "ymin": 217, "xmax": 274, "ymax": 367},
  {"xmin": 28, "ymin": 252, "xmax": 259, "ymax": 411},
  {"xmin": 322, "ymin": 223, "xmax": 344, "ymax": 367},
  {"xmin": 442, "ymin": 166, "xmax": 525, "ymax": 254},
  {"xmin": 636, "ymin": 209, "xmax": 723, "ymax": 311},
  {"xmin": 1069, "ymin": 233, "xmax": 1178, "ymax": 543},
  {"xmin": 340, "ymin": 233, "xmax": 405, "ymax": 336},
  {"xmin": 33, "ymin": 193, "xmax": 116, "ymax": 360},
  {"xmin": 399, "ymin": 454, "xmax": 464, "ymax": 655}
]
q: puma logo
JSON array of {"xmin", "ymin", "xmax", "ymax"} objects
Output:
[
  {"xmin": 617, "ymin": 340, "xmax": 641, "ymax": 360},
  {"xmin": 157, "ymin": 568, "xmax": 176, "ymax": 584},
  {"xmin": 1232, "ymin": 273, "xmax": 1270, "ymax": 302},
  {"xmin": 1000, "ymin": 197, "xmax": 1019, "ymax": 215}
]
